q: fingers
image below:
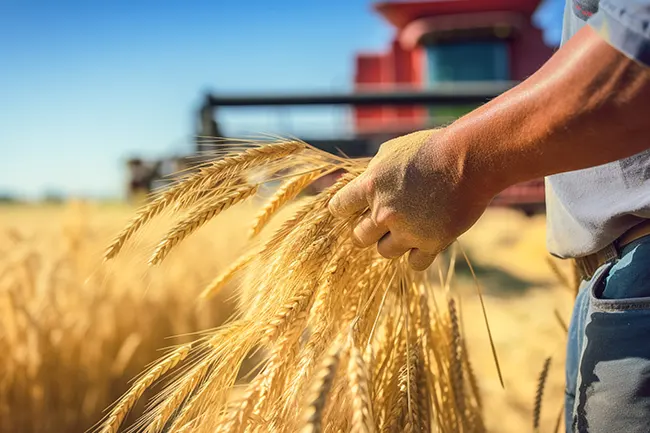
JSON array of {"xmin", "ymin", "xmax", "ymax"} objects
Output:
[
  {"xmin": 408, "ymin": 248, "xmax": 437, "ymax": 271},
  {"xmin": 352, "ymin": 213, "xmax": 388, "ymax": 248},
  {"xmin": 351, "ymin": 211, "xmax": 438, "ymax": 267},
  {"xmin": 377, "ymin": 233, "xmax": 410, "ymax": 259},
  {"xmin": 328, "ymin": 176, "xmax": 368, "ymax": 218}
]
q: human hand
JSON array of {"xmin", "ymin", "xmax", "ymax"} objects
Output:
[{"xmin": 328, "ymin": 129, "xmax": 493, "ymax": 270}]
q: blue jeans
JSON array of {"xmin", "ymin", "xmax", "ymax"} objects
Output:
[{"xmin": 566, "ymin": 236, "xmax": 650, "ymax": 432}]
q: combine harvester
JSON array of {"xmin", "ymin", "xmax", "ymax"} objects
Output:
[{"xmin": 129, "ymin": 0, "xmax": 551, "ymax": 215}]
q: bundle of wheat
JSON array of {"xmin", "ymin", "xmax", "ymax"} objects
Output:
[{"xmin": 100, "ymin": 138, "xmax": 500, "ymax": 433}]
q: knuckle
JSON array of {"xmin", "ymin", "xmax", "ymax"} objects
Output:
[
  {"xmin": 359, "ymin": 172, "xmax": 376, "ymax": 197},
  {"xmin": 374, "ymin": 207, "xmax": 398, "ymax": 227},
  {"xmin": 361, "ymin": 213, "xmax": 378, "ymax": 229}
]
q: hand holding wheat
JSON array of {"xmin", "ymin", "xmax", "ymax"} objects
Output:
[
  {"xmin": 99, "ymin": 137, "xmax": 500, "ymax": 433},
  {"xmin": 329, "ymin": 129, "xmax": 494, "ymax": 271}
]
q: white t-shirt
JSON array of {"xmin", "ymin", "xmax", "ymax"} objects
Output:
[{"xmin": 545, "ymin": 0, "xmax": 650, "ymax": 258}]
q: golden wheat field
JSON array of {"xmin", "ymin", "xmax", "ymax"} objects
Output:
[{"xmin": 0, "ymin": 198, "xmax": 574, "ymax": 433}]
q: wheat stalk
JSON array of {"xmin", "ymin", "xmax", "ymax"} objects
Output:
[
  {"xmin": 100, "ymin": 138, "xmax": 499, "ymax": 433},
  {"xmin": 552, "ymin": 401, "xmax": 564, "ymax": 433}
]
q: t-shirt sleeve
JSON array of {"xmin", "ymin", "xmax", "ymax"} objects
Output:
[{"xmin": 588, "ymin": 0, "xmax": 650, "ymax": 66}]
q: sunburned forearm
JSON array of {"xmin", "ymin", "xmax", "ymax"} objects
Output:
[
  {"xmin": 327, "ymin": 24, "xmax": 650, "ymax": 269},
  {"xmin": 444, "ymin": 25, "xmax": 650, "ymax": 196}
]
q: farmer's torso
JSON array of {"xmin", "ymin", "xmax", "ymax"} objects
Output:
[{"xmin": 545, "ymin": 0, "xmax": 650, "ymax": 258}]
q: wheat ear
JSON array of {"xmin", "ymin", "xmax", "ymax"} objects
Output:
[
  {"xmin": 104, "ymin": 140, "xmax": 304, "ymax": 260},
  {"xmin": 385, "ymin": 357, "xmax": 410, "ymax": 433},
  {"xmin": 249, "ymin": 169, "xmax": 324, "ymax": 238},
  {"xmin": 99, "ymin": 345, "xmax": 190, "ymax": 433},
  {"xmin": 347, "ymin": 337, "xmax": 376, "ymax": 433},
  {"xmin": 448, "ymin": 297, "xmax": 466, "ymax": 427},
  {"xmin": 150, "ymin": 185, "xmax": 258, "ymax": 265},
  {"xmin": 141, "ymin": 355, "xmax": 214, "ymax": 433},
  {"xmin": 277, "ymin": 255, "xmax": 351, "ymax": 424},
  {"xmin": 184, "ymin": 140, "xmax": 306, "ymax": 206},
  {"xmin": 301, "ymin": 341, "xmax": 343, "ymax": 433},
  {"xmin": 216, "ymin": 314, "xmax": 307, "ymax": 433},
  {"xmin": 258, "ymin": 172, "xmax": 355, "ymax": 256},
  {"xmin": 403, "ymin": 345, "xmax": 421, "ymax": 433},
  {"xmin": 165, "ymin": 341, "xmax": 250, "ymax": 433},
  {"xmin": 533, "ymin": 357, "xmax": 552, "ymax": 433},
  {"xmin": 103, "ymin": 195, "xmax": 171, "ymax": 261},
  {"xmin": 199, "ymin": 251, "xmax": 257, "ymax": 300},
  {"xmin": 414, "ymin": 347, "xmax": 431, "ymax": 433}
]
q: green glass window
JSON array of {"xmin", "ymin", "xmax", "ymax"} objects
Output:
[
  {"xmin": 426, "ymin": 41, "xmax": 509, "ymax": 82},
  {"xmin": 426, "ymin": 41, "xmax": 510, "ymax": 120}
]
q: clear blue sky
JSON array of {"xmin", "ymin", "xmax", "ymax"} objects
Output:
[{"xmin": 0, "ymin": 0, "xmax": 564, "ymax": 200}]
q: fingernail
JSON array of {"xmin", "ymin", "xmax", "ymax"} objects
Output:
[{"xmin": 327, "ymin": 196, "xmax": 339, "ymax": 216}]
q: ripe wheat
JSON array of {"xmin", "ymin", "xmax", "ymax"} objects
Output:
[
  {"xmin": 100, "ymin": 138, "xmax": 500, "ymax": 433},
  {"xmin": 533, "ymin": 357, "xmax": 552, "ymax": 433}
]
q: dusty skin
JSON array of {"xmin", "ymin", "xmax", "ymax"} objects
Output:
[{"xmin": 330, "ymin": 129, "xmax": 493, "ymax": 271}]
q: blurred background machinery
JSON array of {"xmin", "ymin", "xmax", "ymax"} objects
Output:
[{"xmin": 128, "ymin": 0, "xmax": 551, "ymax": 214}]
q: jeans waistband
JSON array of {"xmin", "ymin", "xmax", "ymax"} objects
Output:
[{"xmin": 619, "ymin": 233, "xmax": 650, "ymax": 257}]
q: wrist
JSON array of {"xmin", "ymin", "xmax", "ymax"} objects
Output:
[{"xmin": 439, "ymin": 119, "xmax": 520, "ymax": 202}]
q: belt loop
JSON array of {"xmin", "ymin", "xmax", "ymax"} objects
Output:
[
  {"xmin": 599, "ymin": 243, "xmax": 619, "ymax": 263},
  {"xmin": 576, "ymin": 243, "xmax": 620, "ymax": 282}
]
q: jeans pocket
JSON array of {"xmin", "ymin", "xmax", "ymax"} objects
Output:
[
  {"xmin": 590, "ymin": 243, "xmax": 650, "ymax": 309},
  {"xmin": 572, "ymin": 260, "xmax": 650, "ymax": 432},
  {"xmin": 592, "ymin": 238, "xmax": 650, "ymax": 304}
]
